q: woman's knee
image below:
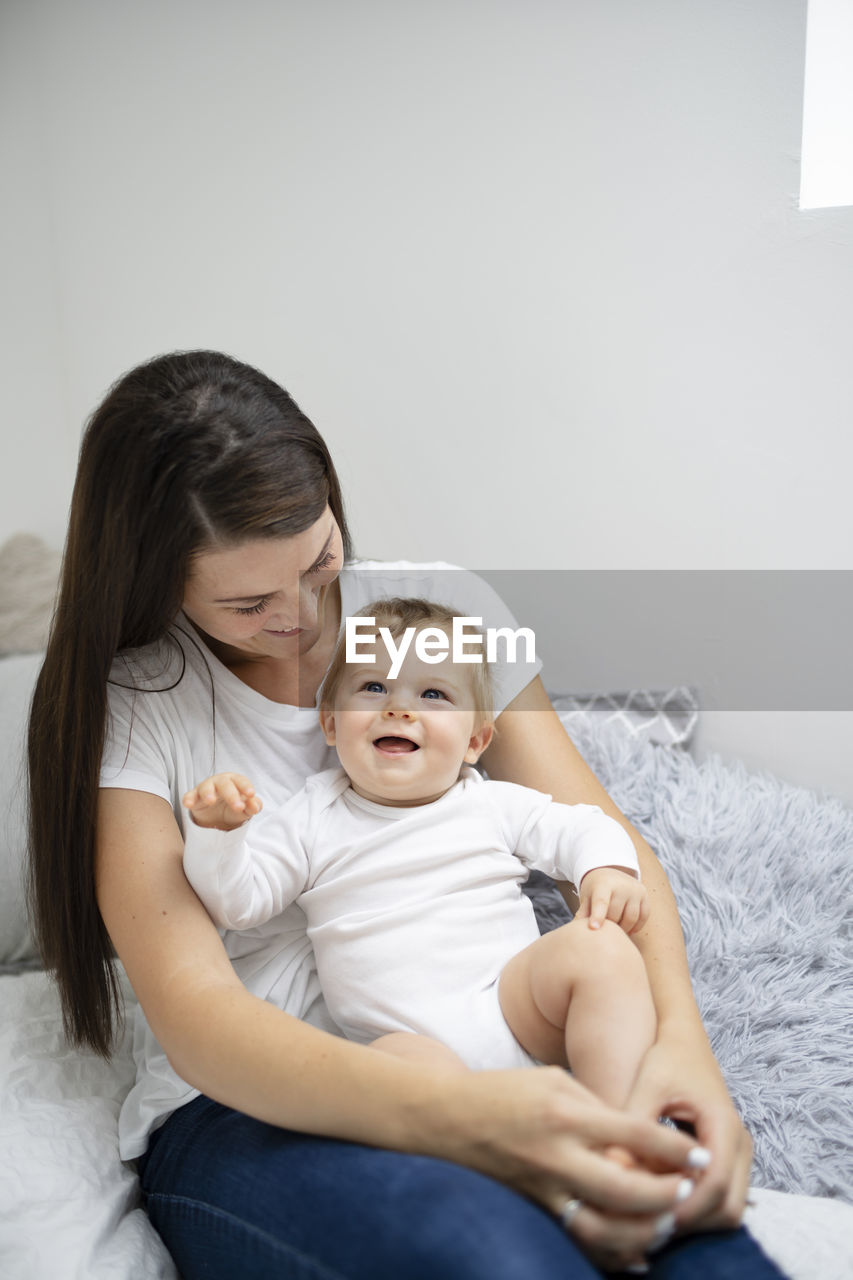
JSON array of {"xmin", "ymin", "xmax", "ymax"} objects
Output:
[{"xmin": 359, "ymin": 1155, "xmax": 597, "ymax": 1280}]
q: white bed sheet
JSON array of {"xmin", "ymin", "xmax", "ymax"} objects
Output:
[
  {"xmin": 1, "ymin": 968, "xmax": 851, "ymax": 1280},
  {"xmin": 0, "ymin": 969, "xmax": 176, "ymax": 1280}
]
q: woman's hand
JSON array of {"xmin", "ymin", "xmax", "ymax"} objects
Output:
[
  {"xmin": 483, "ymin": 679, "xmax": 754, "ymax": 1242},
  {"xmin": 626, "ymin": 1027, "xmax": 753, "ymax": 1233},
  {"xmin": 432, "ymin": 1065, "xmax": 711, "ymax": 1273}
]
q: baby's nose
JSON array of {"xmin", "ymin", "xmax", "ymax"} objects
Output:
[{"xmin": 383, "ymin": 695, "xmax": 415, "ymax": 719}]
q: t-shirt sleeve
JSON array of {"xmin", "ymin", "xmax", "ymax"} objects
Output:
[
  {"xmin": 100, "ymin": 673, "xmax": 173, "ymax": 803},
  {"xmin": 183, "ymin": 791, "xmax": 313, "ymax": 931},
  {"xmin": 490, "ymin": 782, "xmax": 640, "ymax": 887}
]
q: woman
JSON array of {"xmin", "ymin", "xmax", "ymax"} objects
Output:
[{"xmin": 28, "ymin": 351, "xmax": 781, "ymax": 1278}]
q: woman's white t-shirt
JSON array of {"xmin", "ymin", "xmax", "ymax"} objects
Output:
[{"xmin": 100, "ymin": 562, "xmax": 541, "ymax": 1159}]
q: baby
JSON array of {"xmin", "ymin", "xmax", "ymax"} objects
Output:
[{"xmin": 183, "ymin": 598, "xmax": 655, "ymax": 1108}]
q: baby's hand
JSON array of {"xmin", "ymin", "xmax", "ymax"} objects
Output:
[
  {"xmin": 182, "ymin": 773, "xmax": 263, "ymax": 831},
  {"xmin": 576, "ymin": 867, "xmax": 649, "ymax": 935}
]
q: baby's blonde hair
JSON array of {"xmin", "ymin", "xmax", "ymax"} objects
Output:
[{"xmin": 321, "ymin": 597, "xmax": 495, "ymax": 726}]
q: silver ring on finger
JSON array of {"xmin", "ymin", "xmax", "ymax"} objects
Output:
[{"xmin": 559, "ymin": 1197, "xmax": 584, "ymax": 1233}]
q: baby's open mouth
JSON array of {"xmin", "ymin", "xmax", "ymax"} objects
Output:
[{"xmin": 373, "ymin": 737, "xmax": 419, "ymax": 754}]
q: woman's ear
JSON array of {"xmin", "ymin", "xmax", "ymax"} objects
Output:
[
  {"xmin": 318, "ymin": 705, "xmax": 337, "ymax": 745},
  {"xmin": 464, "ymin": 721, "xmax": 494, "ymax": 764}
]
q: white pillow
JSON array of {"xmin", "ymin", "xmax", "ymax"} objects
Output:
[
  {"xmin": 0, "ymin": 652, "xmax": 43, "ymax": 965},
  {"xmin": 0, "ymin": 534, "xmax": 60, "ymax": 657},
  {"xmin": 549, "ymin": 686, "xmax": 699, "ymax": 747}
]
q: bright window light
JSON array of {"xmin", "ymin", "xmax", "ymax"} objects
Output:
[{"xmin": 800, "ymin": 0, "xmax": 853, "ymax": 209}]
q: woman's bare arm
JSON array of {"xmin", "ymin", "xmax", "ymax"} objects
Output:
[
  {"xmin": 96, "ymin": 786, "xmax": 705, "ymax": 1270},
  {"xmin": 97, "ymin": 787, "xmax": 440, "ymax": 1143},
  {"xmin": 482, "ymin": 677, "xmax": 753, "ymax": 1231}
]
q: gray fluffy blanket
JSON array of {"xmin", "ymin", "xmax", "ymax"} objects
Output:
[{"xmin": 524, "ymin": 719, "xmax": 853, "ymax": 1202}]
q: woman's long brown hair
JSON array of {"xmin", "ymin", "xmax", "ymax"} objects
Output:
[{"xmin": 27, "ymin": 350, "xmax": 351, "ymax": 1055}]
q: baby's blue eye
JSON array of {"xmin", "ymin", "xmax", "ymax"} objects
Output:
[
  {"xmin": 421, "ymin": 688, "xmax": 446, "ymax": 701},
  {"xmin": 364, "ymin": 681, "xmax": 386, "ymax": 694}
]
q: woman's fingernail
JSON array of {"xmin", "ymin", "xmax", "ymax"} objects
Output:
[
  {"xmin": 676, "ymin": 1177, "xmax": 695, "ymax": 1202},
  {"xmin": 687, "ymin": 1146, "xmax": 712, "ymax": 1170},
  {"xmin": 650, "ymin": 1210, "xmax": 676, "ymax": 1251}
]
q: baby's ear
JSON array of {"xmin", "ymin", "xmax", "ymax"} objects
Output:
[
  {"xmin": 318, "ymin": 705, "xmax": 337, "ymax": 745},
  {"xmin": 464, "ymin": 721, "xmax": 494, "ymax": 764}
]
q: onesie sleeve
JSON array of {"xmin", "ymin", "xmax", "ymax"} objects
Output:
[
  {"xmin": 183, "ymin": 791, "xmax": 313, "ymax": 931},
  {"xmin": 491, "ymin": 783, "xmax": 640, "ymax": 888}
]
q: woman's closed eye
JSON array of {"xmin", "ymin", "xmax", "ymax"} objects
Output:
[
  {"xmin": 229, "ymin": 550, "xmax": 337, "ymax": 614},
  {"xmin": 305, "ymin": 550, "xmax": 337, "ymax": 576},
  {"xmin": 233, "ymin": 596, "xmax": 273, "ymax": 616}
]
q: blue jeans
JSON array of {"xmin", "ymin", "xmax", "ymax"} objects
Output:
[{"xmin": 138, "ymin": 1095, "xmax": 786, "ymax": 1280}]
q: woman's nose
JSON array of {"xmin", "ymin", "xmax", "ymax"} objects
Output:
[
  {"xmin": 265, "ymin": 602, "xmax": 300, "ymax": 630},
  {"xmin": 267, "ymin": 585, "xmax": 318, "ymax": 631}
]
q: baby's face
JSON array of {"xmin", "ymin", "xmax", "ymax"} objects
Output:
[{"xmin": 321, "ymin": 639, "xmax": 491, "ymax": 807}]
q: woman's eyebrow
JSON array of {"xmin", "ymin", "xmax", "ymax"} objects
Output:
[{"xmin": 214, "ymin": 524, "xmax": 336, "ymax": 602}]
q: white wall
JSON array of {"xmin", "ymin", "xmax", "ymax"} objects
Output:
[
  {"xmin": 2, "ymin": 1, "xmax": 852, "ymax": 803},
  {"xmin": 693, "ymin": 712, "xmax": 853, "ymax": 809}
]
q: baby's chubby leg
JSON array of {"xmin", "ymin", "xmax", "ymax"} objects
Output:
[
  {"xmin": 370, "ymin": 1032, "xmax": 470, "ymax": 1073},
  {"xmin": 498, "ymin": 919, "xmax": 656, "ymax": 1110}
]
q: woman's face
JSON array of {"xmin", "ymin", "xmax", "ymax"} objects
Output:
[{"xmin": 182, "ymin": 508, "xmax": 343, "ymax": 660}]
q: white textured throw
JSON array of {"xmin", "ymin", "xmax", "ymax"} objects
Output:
[{"xmin": 528, "ymin": 715, "xmax": 853, "ymax": 1203}]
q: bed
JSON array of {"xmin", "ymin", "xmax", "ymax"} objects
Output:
[{"xmin": 1, "ymin": 536, "xmax": 852, "ymax": 1279}]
